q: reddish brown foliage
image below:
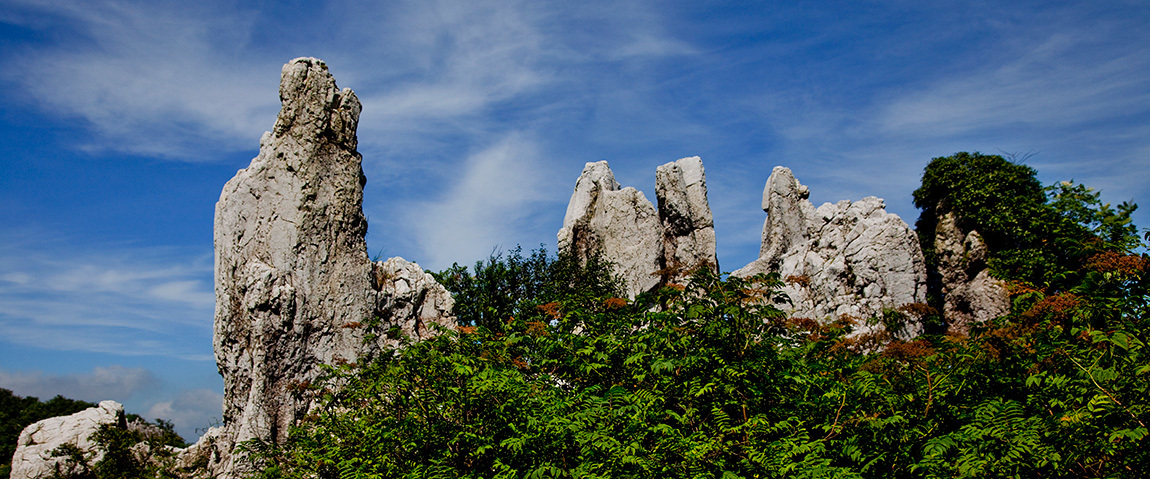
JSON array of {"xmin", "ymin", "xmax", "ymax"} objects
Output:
[
  {"xmin": 785, "ymin": 274, "xmax": 812, "ymax": 288},
  {"xmin": 603, "ymin": 297, "xmax": 628, "ymax": 310},
  {"xmin": 526, "ymin": 321, "xmax": 549, "ymax": 338},
  {"xmin": 898, "ymin": 303, "xmax": 938, "ymax": 319},
  {"xmin": 1085, "ymin": 251, "xmax": 1148, "ymax": 275},
  {"xmin": 538, "ymin": 302, "xmax": 562, "ymax": 320},
  {"xmin": 883, "ymin": 339, "xmax": 936, "ymax": 363},
  {"xmin": 1023, "ymin": 293, "xmax": 1080, "ymax": 323}
]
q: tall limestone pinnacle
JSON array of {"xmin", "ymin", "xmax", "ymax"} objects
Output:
[
  {"xmin": 209, "ymin": 57, "xmax": 454, "ymax": 477},
  {"xmin": 656, "ymin": 156, "xmax": 718, "ymax": 281}
]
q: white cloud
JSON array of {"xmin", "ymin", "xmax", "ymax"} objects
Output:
[
  {"xmin": 1, "ymin": 0, "xmax": 279, "ymax": 158},
  {"xmin": 406, "ymin": 134, "xmax": 556, "ymax": 270},
  {"xmin": 878, "ymin": 36, "xmax": 1150, "ymax": 137},
  {"xmin": 0, "ymin": 232, "xmax": 214, "ymax": 359},
  {"xmin": 0, "ymin": 365, "xmax": 159, "ymax": 401},
  {"xmin": 144, "ymin": 388, "xmax": 223, "ymax": 440}
]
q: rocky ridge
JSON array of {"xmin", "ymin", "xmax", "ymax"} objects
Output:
[{"xmin": 10, "ymin": 401, "xmax": 125, "ymax": 479}]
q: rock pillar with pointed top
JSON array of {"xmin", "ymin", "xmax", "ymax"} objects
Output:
[
  {"xmin": 209, "ymin": 57, "xmax": 454, "ymax": 478},
  {"xmin": 558, "ymin": 161, "xmax": 663, "ymax": 298}
]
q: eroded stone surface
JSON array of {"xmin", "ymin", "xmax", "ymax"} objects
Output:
[
  {"xmin": 656, "ymin": 156, "xmax": 718, "ymax": 282},
  {"xmin": 209, "ymin": 57, "xmax": 454, "ymax": 478},
  {"xmin": 558, "ymin": 161, "xmax": 664, "ymax": 297},
  {"xmin": 734, "ymin": 167, "xmax": 927, "ymax": 336},
  {"xmin": 934, "ymin": 211, "xmax": 1010, "ymax": 334},
  {"xmin": 10, "ymin": 401, "xmax": 125, "ymax": 479}
]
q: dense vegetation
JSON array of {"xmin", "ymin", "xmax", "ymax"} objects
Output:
[
  {"xmin": 913, "ymin": 151, "xmax": 1141, "ymax": 293},
  {"xmin": 14, "ymin": 153, "xmax": 1148, "ymax": 478},
  {"xmin": 243, "ymin": 151, "xmax": 1149, "ymax": 478}
]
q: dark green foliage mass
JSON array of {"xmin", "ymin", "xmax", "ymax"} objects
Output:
[
  {"xmin": 431, "ymin": 245, "xmax": 624, "ymax": 331},
  {"xmin": 913, "ymin": 151, "xmax": 1140, "ymax": 292}
]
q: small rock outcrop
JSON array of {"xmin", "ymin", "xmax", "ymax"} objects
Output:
[
  {"xmin": 656, "ymin": 156, "xmax": 718, "ymax": 283},
  {"xmin": 209, "ymin": 57, "xmax": 454, "ymax": 478},
  {"xmin": 558, "ymin": 157, "xmax": 718, "ymax": 297},
  {"xmin": 734, "ymin": 167, "xmax": 927, "ymax": 335},
  {"xmin": 10, "ymin": 401, "xmax": 125, "ymax": 479},
  {"xmin": 934, "ymin": 211, "xmax": 1010, "ymax": 334}
]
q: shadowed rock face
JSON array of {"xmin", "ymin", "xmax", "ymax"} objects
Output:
[
  {"xmin": 656, "ymin": 156, "xmax": 718, "ymax": 282},
  {"xmin": 209, "ymin": 57, "xmax": 454, "ymax": 478},
  {"xmin": 558, "ymin": 157, "xmax": 718, "ymax": 297},
  {"xmin": 934, "ymin": 211, "xmax": 1010, "ymax": 334},
  {"xmin": 734, "ymin": 167, "xmax": 927, "ymax": 336}
]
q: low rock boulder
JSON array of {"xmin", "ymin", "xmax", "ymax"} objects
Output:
[{"xmin": 10, "ymin": 400, "xmax": 126, "ymax": 479}]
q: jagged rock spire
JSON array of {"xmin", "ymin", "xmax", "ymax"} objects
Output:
[
  {"xmin": 558, "ymin": 157, "xmax": 719, "ymax": 297},
  {"xmin": 656, "ymin": 156, "xmax": 718, "ymax": 281},
  {"xmin": 558, "ymin": 161, "xmax": 663, "ymax": 298},
  {"xmin": 734, "ymin": 166, "xmax": 927, "ymax": 336}
]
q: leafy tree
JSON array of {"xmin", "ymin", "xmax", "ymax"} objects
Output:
[{"xmin": 914, "ymin": 151, "xmax": 1142, "ymax": 296}]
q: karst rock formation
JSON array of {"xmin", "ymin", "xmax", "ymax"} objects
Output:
[
  {"xmin": 733, "ymin": 167, "xmax": 927, "ymax": 336},
  {"xmin": 205, "ymin": 57, "xmax": 455, "ymax": 477},
  {"xmin": 9, "ymin": 59, "xmax": 1022, "ymax": 478},
  {"xmin": 933, "ymin": 211, "xmax": 1010, "ymax": 334},
  {"xmin": 656, "ymin": 157, "xmax": 718, "ymax": 283},
  {"xmin": 558, "ymin": 157, "xmax": 718, "ymax": 297}
]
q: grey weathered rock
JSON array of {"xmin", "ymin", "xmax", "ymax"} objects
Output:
[
  {"xmin": 558, "ymin": 161, "xmax": 664, "ymax": 297},
  {"xmin": 934, "ymin": 211, "xmax": 1010, "ymax": 334},
  {"xmin": 656, "ymin": 156, "xmax": 718, "ymax": 282},
  {"xmin": 209, "ymin": 57, "xmax": 454, "ymax": 478},
  {"xmin": 10, "ymin": 400, "xmax": 125, "ymax": 479},
  {"xmin": 734, "ymin": 167, "xmax": 927, "ymax": 336}
]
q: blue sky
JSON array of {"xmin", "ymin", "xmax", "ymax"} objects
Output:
[{"xmin": 1, "ymin": 0, "xmax": 1147, "ymax": 441}]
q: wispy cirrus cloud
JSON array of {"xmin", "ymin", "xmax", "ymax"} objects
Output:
[
  {"xmin": 0, "ymin": 0, "xmax": 279, "ymax": 159},
  {"xmin": 403, "ymin": 133, "xmax": 557, "ymax": 270},
  {"xmin": 0, "ymin": 231, "xmax": 214, "ymax": 360}
]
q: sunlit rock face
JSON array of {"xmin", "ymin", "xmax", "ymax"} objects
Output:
[
  {"xmin": 933, "ymin": 211, "xmax": 1010, "ymax": 334},
  {"xmin": 734, "ymin": 166, "xmax": 928, "ymax": 337},
  {"xmin": 558, "ymin": 157, "xmax": 719, "ymax": 297},
  {"xmin": 558, "ymin": 161, "xmax": 664, "ymax": 298},
  {"xmin": 10, "ymin": 401, "xmax": 126, "ymax": 479},
  {"xmin": 209, "ymin": 57, "xmax": 454, "ymax": 478}
]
